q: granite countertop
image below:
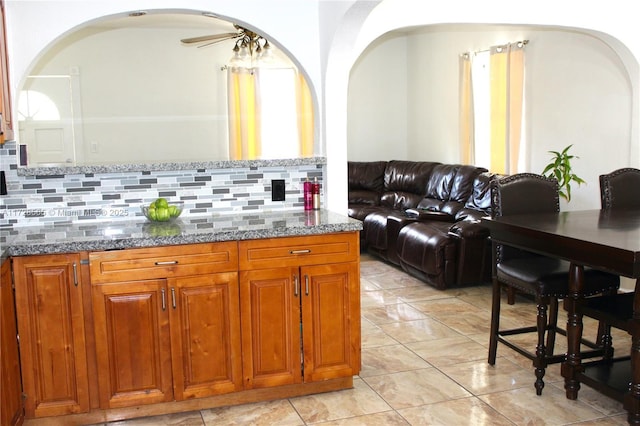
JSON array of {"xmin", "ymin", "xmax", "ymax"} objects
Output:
[{"xmin": 0, "ymin": 209, "xmax": 362, "ymax": 258}]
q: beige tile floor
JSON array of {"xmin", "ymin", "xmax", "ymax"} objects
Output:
[{"xmin": 101, "ymin": 254, "xmax": 630, "ymax": 425}]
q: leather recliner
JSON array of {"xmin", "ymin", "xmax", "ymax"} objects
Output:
[{"xmin": 348, "ymin": 160, "xmax": 496, "ymax": 289}]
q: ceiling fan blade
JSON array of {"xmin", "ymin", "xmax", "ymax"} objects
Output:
[
  {"xmin": 181, "ymin": 32, "xmax": 239, "ymax": 44},
  {"xmin": 196, "ymin": 37, "xmax": 238, "ymax": 49}
]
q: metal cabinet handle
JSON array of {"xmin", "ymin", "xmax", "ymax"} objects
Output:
[
  {"xmin": 294, "ymin": 275, "xmax": 299, "ymax": 297},
  {"xmin": 72, "ymin": 262, "xmax": 78, "ymax": 287},
  {"xmin": 161, "ymin": 288, "xmax": 166, "ymax": 311},
  {"xmin": 305, "ymin": 275, "xmax": 309, "ymax": 296},
  {"xmin": 171, "ymin": 287, "xmax": 176, "ymax": 309},
  {"xmin": 289, "ymin": 249, "xmax": 311, "ymax": 255},
  {"xmin": 155, "ymin": 260, "xmax": 179, "ymax": 265}
]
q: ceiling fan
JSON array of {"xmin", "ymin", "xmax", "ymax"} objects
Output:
[{"xmin": 180, "ymin": 24, "xmax": 261, "ymax": 49}]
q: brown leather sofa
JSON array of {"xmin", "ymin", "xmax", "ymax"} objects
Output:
[{"xmin": 348, "ymin": 160, "xmax": 496, "ymax": 289}]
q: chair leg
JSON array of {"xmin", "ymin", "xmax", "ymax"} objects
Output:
[
  {"xmin": 596, "ymin": 287, "xmax": 618, "ymax": 361},
  {"xmin": 534, "ymin": 301, "xmax": 549, "ymax": 395},
  {"xmin": 597, "ymin": 321, "xmax": 614, "ymax": 361},
  {"xmin": 545, "ymin": 298, "xmax": 559, "ymax": 357},
  {"xmin": 488, "ymin": 279, "xmax": 502, "ymax": 365},
  {"xmin": 507, "ymin": 287, "xmax": 516, "ymax": 305}
]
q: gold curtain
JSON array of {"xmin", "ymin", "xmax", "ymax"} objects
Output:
[
  {"xmin": 228, "ymin": 67, "xmax": 314, "ymax": 160},
  {"xmin": 297, "ymin": 73, "xmax": 314, "ymax": 157},
  {"xmin": 459, "ymin": 53, "xmax": 474, "ymax": 165},
  {"xmin": 489, "ymin": 42, "xmax": 525, "ymax": 174},
  {"xmin": 227, "ymin": 66, "xmax": 261, "ymax": 160}
]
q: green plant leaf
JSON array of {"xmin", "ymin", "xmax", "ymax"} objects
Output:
[{"xmin": 541, "ymin": 144, "xmax": 584, "ymax": 204}]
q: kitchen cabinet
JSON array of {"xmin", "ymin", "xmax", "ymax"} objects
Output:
[
  {"xmin": 6, "ymin": 229, "xmax": 360, "ymax": 423},
  {"xmin": 1, "ymin": 258, "xmax": 23, "ymax": 426},
  {"xmin": 12, "ymin": 253, "xmax": 90, "ymax": 418},
  {"xmin": 89, "ymin": 242, "xmax": 241, "ymax": 409},
  {"xmin": 239, "ymin": 232, "xmax": 361, "ymax": 389}
]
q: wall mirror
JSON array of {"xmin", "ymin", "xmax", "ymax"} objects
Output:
[{"xmin": 16, "ymin": 9, "xmax": 315, "ymax": 170}]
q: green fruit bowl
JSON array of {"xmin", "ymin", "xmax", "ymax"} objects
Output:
[{"xmin": 141, "ymin": 201, "xmax": 184, "ymax": 222}]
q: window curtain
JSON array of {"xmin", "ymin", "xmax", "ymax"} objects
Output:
[
  {"xmin": 459, "ymin": 41, "xmax": 525, "ymax": 174},
  {"xmin": 297, "ymin": 73, "xmax": 314, "ymax": 157},
  {"xmin": 489, "ymin": 42, "xmax": 525, "ymax": 174},
  {"xmin": 228, "ymin": 66, "xmax": 313, "ymax": 160},
  {"xmin": 227, "ymin": 66, "xmax": 261, "ymax": 160},
  {"xmin": 459, "ymin": 53, "xmax": 474, "ymax": 165}
]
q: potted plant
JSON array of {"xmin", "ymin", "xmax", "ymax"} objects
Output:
[{"xmin": 541, "ymin": 144, "xmax": 585, "ymax": 203}]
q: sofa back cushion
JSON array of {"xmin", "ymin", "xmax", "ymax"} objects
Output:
[
  {"xmin": 380, "ymin": 161, "xmax": 440, "ymax": 210},
  {"xmin": 418, "ymin": 164, "xmax": 488, "ymax": 216},
  {"xmin": 384, "ymin": 161, "xmax": 440, "ymax": 194},
  {"xmin": 348, "ymin": 161, "xmax": 387, "ymax": 193},
  {"xmin": 455, "ymin": 172, "xmax": 499, "ymax": 221}
]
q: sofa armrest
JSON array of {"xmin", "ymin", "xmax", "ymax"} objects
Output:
[
  {"xmin": 405, "ymin": 208, "xmax": 454, "ymax": 222},
  {"xmin": 448, "ymin": 219, "xmax": 492, "ymax": 285},
  {"xmin": 448, "ymin": 219, "xmax": 490, "ymax": 239}
]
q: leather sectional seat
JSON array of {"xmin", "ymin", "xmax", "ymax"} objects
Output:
[{"xmin": 348, "ymin": 160, "xmax": 497, "ymax": 289}]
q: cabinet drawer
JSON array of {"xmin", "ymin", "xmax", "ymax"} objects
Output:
[
  {"xmin": 90, "ymin": 242, "xmax": 238, "ymax": 283},
  {"xmin": 239, "ymin": 232, "xmax": 359, "ymax": 270}
]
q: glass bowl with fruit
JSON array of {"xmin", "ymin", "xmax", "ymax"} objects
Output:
[{"xmin": 141, "ymin": 198, "xmax": 184, "ymax": 222}]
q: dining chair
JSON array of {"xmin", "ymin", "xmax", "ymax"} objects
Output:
[
  {"xmin": 487, "ymin": 173, "xmax": 620, "ymax": 395},
  {"xmin": 578, "ymin": 168, "xmax": 640, "ymax": 361},
  {"xmin": 599, "ymin": 167, "xmax": 640, "ymax": 209}
]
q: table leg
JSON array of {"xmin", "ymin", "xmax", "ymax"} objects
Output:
[
  {"xmin": 562, "ymin": 263, "xmax": 584, "ymax": 399},
  {"xmin": 625, "ymin": 279, "xmax": 640, "ymax": 424}
]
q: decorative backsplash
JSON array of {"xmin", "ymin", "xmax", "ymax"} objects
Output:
[{"xmin": 0, "ymin": 140, "xmax": 325, "ymax": 229}]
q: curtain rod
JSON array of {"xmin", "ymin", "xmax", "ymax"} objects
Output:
[{"xmin": 462, "ymin": 39, "xmax": 529, "ymax": 57}]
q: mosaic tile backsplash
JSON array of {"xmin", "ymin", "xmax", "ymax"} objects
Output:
[{"xmin": 0, "ymin": 140, "xmax": 325, "ymax": 229}]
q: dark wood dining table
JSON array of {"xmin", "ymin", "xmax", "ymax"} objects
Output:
[{"xmin": 482, "ymin": 208, "xmax": 640, "ymax": 423}]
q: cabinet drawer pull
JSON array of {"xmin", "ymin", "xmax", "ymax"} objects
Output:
[
  {"xmin": 294, "ymin": 275, "xmax": 299, "ymax": 297},
  {"xmin": 72, "ymin": 262, "xmax": 79, "ymax": 287},
  {"xmin": 171, "ymin": 287, "xmax": 176, "ymax": 309},
  {"xmin": 161, "ymin": 288, "xmax": 166, "ymax": 311},
  {"xmin": 155, "ymin": 260, "xmax": 179, "ymax": 266},
  {"xmin": 305, "ymin": 275, "xmax": 309, "ymax": 296},
  {"xmin": 289, "ymin": 249, "xmax": 311, "ymax": 255}
]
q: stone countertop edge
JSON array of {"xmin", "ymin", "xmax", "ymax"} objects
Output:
[{"xmin": 1, "ymin": 210, "xmax": 362, "ymax": 258}]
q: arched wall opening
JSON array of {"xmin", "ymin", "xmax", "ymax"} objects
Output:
[{"xmin": 324, "ymin": 0, "xmax": 639, "ymax": 213}]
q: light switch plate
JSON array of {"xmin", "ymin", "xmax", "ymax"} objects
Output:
[{"xmin": 272, "ymin": 179, "xmax": 285, "ymax": 201}]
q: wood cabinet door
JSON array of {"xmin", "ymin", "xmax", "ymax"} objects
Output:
[
  {"xmin": 300, "ymin": 262, "xmax": 361, "ymax": 382},
  {"xmin": 13, "ymin": 254, "xmax": 90, "ymax": 418},
  {"xmin": 1, "ymin": 259, "xmax": 23, "ymax": 426},
  {"xmin": 168, "ymin": 273, "xmax": 243, "ymax": 400},
  {"xmin": 239, "ymin": 267, "xmax": 302, "ymax": 389},
  {"xmin": 92, "ymin": 279, "xmax": 173, "ymax": 409}
]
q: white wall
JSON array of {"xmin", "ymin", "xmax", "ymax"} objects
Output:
[
  {"xmin": 347, "ymin": 33, "xmax": 408, "ymax": 160},
  {"xmin": 348, "ymin": 26, "xmax": 632, "ymax": 211}
]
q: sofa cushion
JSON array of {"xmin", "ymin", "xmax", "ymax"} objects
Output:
[
  {"xmin": 423, "ymin": 164, "xmax": 459, "ymax": 201},
  {"xmin": 397, "ymin": 222, "xmax": 458, "ymax": 277},
  {"xmin": 380, "ymin": 191, "xmax": 425, "ymax": 210},
  {"xmin": 450, "ymin": 165, "xmax": 489, "ymax": 204},
  {"xmin": 384, "ymin": 161, "xmax": 440, "ymax": 194},
  {"xmin": 348, "ymin": 161, "xmax": 387, "ymax": 193},
  {"xmin": 349, "ymin": 189, "xmax": 380, "ymax": 206},
  {"xmin": 417, "ymin": 164, "xmax": 487, "ymax": 216},
  {"xmin": 464, "ymin": 172, "xmax": 498, "ymax": 212}
]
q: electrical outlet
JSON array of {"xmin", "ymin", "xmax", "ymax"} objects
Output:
[{"xmin": 272, "ymin": 179, "xmax": 285, "ymax": 201}]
